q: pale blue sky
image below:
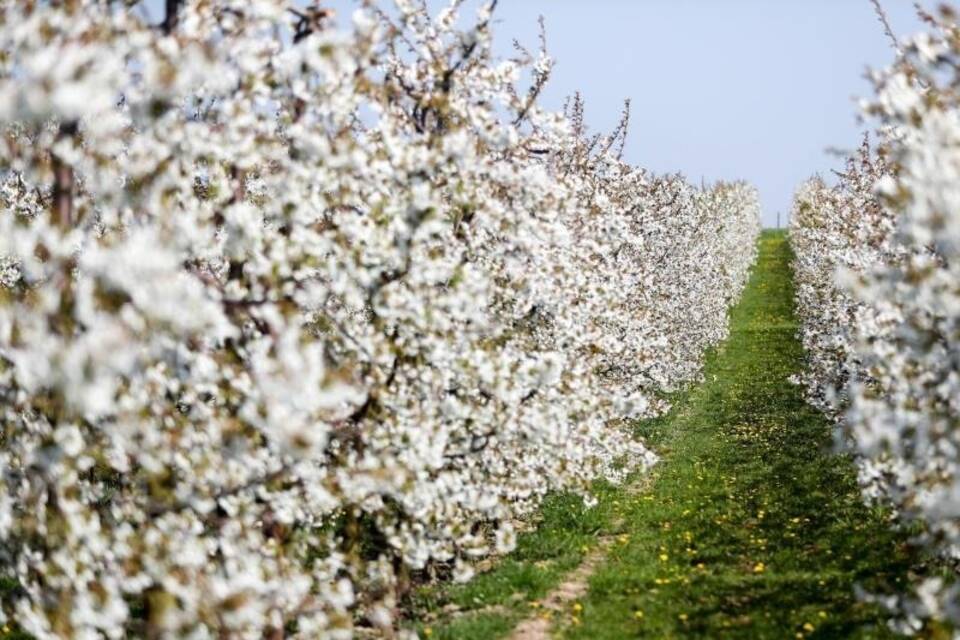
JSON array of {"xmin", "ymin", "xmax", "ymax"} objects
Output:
[
  {"xmin": 144, "ymin": 0, "xmax": 928, "ymax": 227},
  {"xmin": 443, "ymin": 0, "xmax": 925, "ymax": 227}
]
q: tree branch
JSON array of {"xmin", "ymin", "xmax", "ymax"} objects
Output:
[
  {"xmin": 162, "ymin": 0, "xmax": 183, "ymax": 35},
  {"xmin": 51, "ymin": 121, "xmax": 78, "ymax": 228}
]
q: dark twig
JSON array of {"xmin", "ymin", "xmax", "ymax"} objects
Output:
[
  {"xmin": 869, "ymin": 0, "xmax": 903, "ymax": 54},
  {"xmin": 162, "ymin": 0, "xmax": 183, "ymax": 35},
  {"xmin": 51, "ymin": 120, "xmax": 78, "ymax": 228}
]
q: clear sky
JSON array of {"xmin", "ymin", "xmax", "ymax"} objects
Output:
[
  {"xmin": 143, "ymin": 0, "xmax": 929, "ymax": 227},
  {"xmin": 463, "ymin": 0, "xmax": 927, "ymax": 228}
]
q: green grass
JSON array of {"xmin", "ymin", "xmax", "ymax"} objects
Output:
[
  {"xmin": 564, "ymin": 230, "xmax": 935, "ymax": 639},
  {"xmin": 409, "ymin": 230, "xmax": 941, "ymax": 639},
  {"xmin": 404, "ymin": 481, "xmax": 632, "ymax": 639}
]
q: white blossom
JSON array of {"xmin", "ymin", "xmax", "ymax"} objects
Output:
[
  {"xmin": 791, "ymin": 9, "xmax": 960, "ymax": 628},
  {"xmin": 0, "ymin": 1, "xmax": 759, "ymax": 637}
]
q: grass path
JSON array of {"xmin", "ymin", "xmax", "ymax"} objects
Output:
[
  {"xmin": 410, "ymin": 231, "xmax": 930, "ymax": 639},
  {"xmin": 563, "ymin": 231, "xmax": 928, "ymax": 638}
]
